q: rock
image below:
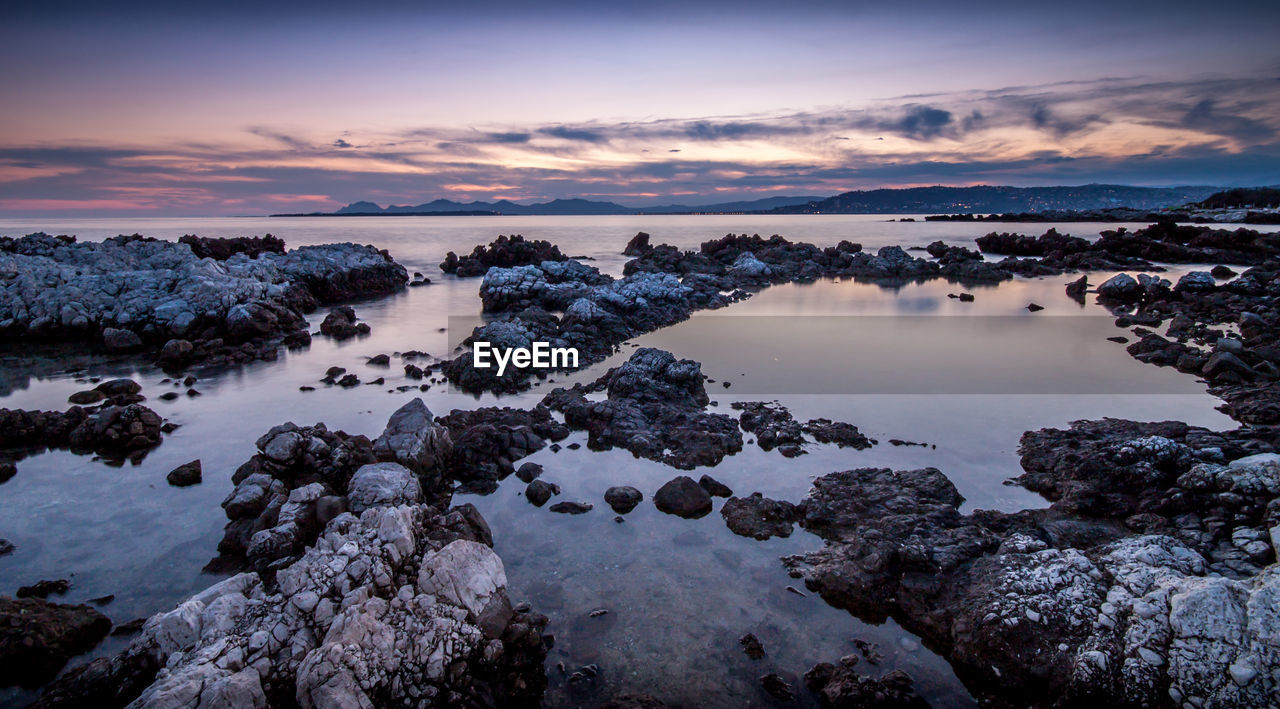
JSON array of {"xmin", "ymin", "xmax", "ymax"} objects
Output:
[
  {"xmin": 346, "ymin": 462, "xmax": 422, "ymax": 513},
  {"xmin": 739, "ymin": 632, "xmax": 765, "ymax": 659},
  {"xmin": 156, "ymin": 339, "xmax": 193, "ymax": 368},
  {"xmin": 372, "ymin": 398, "xmax": 452, "ymax": 483},
  {"xmin": 1065, "ymin": 275, "xmax": 1088, "ymax": 302},
  {"xmin": 623, "ymin": 231, "xmax": 653, "ymax": 256},
  {"xmin": 698, "ymin": 474, "xmax": 733, "ymax": 497},
  {"xmin": 43, "ymin": 507, "xmax": 548, "ymax": 708},
  {"xmin": 600, "ymin": 694, "xmax": 667, "ymax": 709},
  {"xmin": 604, "ymin": 485, "xmax": 643, "ymax": 514},
  {"xmin": 549, "ymin": 501, "xmax": 592, "ymax": 514},
  {"xmin": 804, "ymin": 663, "xmax": 930, "ymax": 708},
  {"xmin": 179, "ymin": 234, "xmax": 285, "ymax": 260},
  {"xmin": 1203, "ymin": 351, "xmax": 1255, "ymax": 380},
  {"xmin": 1096, "ymin": 273, "xmax": 1142, "ymax": 302},
  {"xmin": 319, "ymin": 306, "xmax": 369, "ymax": 340},
  {"xmin": 760, "ymin": 672, "xmax": 795, "ymax": 701},
  {"xmin": 721, "ymin": 493, "xmax": 800, "ymax": 540},
  {"xmin": 441, "ymin": 234, "xmax": 567, "ymax": 277},
  {"xmin": 17, "ymin": 579, "xmax": 71, "ymax": 599},
  {"xmin": 367, "ymin": 353, "xmax": 390, "ymax": 366},
  {"xmin": 1211, "ymin": 265, "xmax": 1238, "ymax": 278},
  {"xmin": 1174, "ymin": 270, "xmax": 1217, "ymax": 293},
  {"xmin": 514, "ymin": 462, "xmax": 543, "ymax": 483},
  {"xmin": 653, "ymin": 476, "xmax": 712, "ymax": 519},
  {"xmin": 68, "ymin": 389, "xmax": 105, "ymax": 405},
  {"xmin": 525, "ymin": 479, "xmax": 559, "ymax": 507},
  {"xmin": 166, "ymin": 459, "xmax": 202, "ymax": 487},
  {"xmin": 95, "ymin": 378, "xmax": 141, "ymax": 398},
  {"xmin": 0, "ymin": 540, "xmax": 13, "ymax": 556},
  {"xmin": 102, "ymin": 327, "xmax": 142, "ymax": 351},
  {"xmin": 0, "ymin": 597, "xmax": 111, "ymax": 687},
  {"xmin": 543, "ymin": 349, "xmax": 742, "ymax": 469},
  {"xmin": 1026, "ymin": 303, "xmax": 1044, "ymax": 312}
]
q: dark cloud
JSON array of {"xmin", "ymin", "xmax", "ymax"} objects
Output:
[
  {"xmin": 332, "ymin": 138, "xmax": 353, "ymax": 148},
  {"xmin": 1181, "ymin": 99, "xmax": 1275, "ymax": 144},
  {"xmin": 538, "ymin": 126, "xmax": 607, "ymax": 143},
  {"xmin": 888, "ymin": 106, "xmax": 953, "ymax": 139},
  {"xmin": 482, "ymin": 131, "xmax": 532, "ymax": 144}
]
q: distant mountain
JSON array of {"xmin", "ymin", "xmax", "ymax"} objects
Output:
[
  {"xmin": 769, "ymin": 184, "xmax": 1222, "ymax": 214},
  {"xmin": 309, "ymin": 195, "xmax": 824, "ymax": 217}
]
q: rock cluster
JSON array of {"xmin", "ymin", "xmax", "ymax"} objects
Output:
[
  {"xmin": 786, "ymin": 427, "xmax": 1280, "ymax": 707},
  {"xmin": 440, "ymin": 234, "xmax": 567, "ymax": 277},
  {"xmin": 542, "ymin": 348, "xmax": 743, "ymax": 469},
  {"xmin": 36, "ymin": 402, "xmax": 549, "ymax": 708},
  {"xmin": 732, "ymin": 401, "xmax": 874, "ymax": 456},
  {"xmin": 0, "ymin": 400, "xmax": 165, "ymax": 473},
  {"xmin": 0, "ymin": 232, "xmax": 406, "ymax": 367}
]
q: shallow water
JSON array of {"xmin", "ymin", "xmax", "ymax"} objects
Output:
[{"xmin": 0, "ymin": 215, "xmax": 1267, "ymax": 707}]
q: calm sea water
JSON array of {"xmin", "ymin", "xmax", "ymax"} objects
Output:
[{"xmin": 0, "ymin": 215, "xmax": 1269, "ymax": 707}]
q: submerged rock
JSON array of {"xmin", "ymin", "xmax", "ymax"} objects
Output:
[
  {"xmin": 721, "ymin": 493, "xmax": 800, "ymax": 540},
  {"xmin": 0, "ymin": 596, "xmax": 111, "ymax": 688}
]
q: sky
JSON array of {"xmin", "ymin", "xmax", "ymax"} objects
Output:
[{"xmin": 2, "ymin": 0, "xmax": 1279, "ymax": 216}]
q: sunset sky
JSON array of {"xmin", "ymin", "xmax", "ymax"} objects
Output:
[{"xmin": 2, "ymin": 0, "xmax": 1279, "ymax": 216}]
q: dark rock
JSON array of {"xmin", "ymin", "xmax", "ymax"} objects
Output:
[
  {"xmin": 1026, "ymin": 303, "xmax": 1044, "ymax": 312},
  {"xmin": 760, "ymin": 672, "xmax": 795, "ymax": 701},
  {"xmin": 515, "ymin": 462, "xmax": 543, "ymax": 483},
  {"xmin": 179, "ymin": 234, "xmax": 285, "ymax": 260},
  {"xmin": 440, "ymin": 234, "xmax": 567, "ymax": 277},
  {"xmin": 653, "ymin": 475, "xmax": 712, "ymax": 519},
  {"xmin": 95, "ymin": 378, "xmax": 141, "ymax": 398},
  {"xmin": 17, "ymin": 579, "xmax": 71, "ymax": 599},
  {"xmin": 68, "ymin": 390, "xmax": 106, "ymax": 405},
  {"xmin": 548, "ymin": 501, "xmax": 592, "ymax": 514},
  {"xmin": 157, "ymin": 339, "xmax": 193, "ymax": 368},
  {"xmin": 739, "ymin": 632, "xmax": 765, "ymax": 660},
  {"xmin": 1211, "ymin": 265, "xmax": 1237, "ymax": 278},
  {"xmin": 623, "ymin": 231, "xmax": 653, "ymax": 256},
  {"xmin": 0, "ymin": 596, "xmax": 112, "ymax": 687},
  {"xmin": 599, "ymin": 485, "xmax": 641, "ymax": 514},
  {"xmin": 102, "ymin": 328, "xmax": 142, "ymax": 352},
  {"xmin": 698, "ymin": 474, "xmax": 732, "ymax": 498},
  {"xmin": 525, "ymin": 480, "xmax": 559, "ymax": 507},
  {"xmin": 721, "ymin": 493, "xmax": 800, "ymax": 540},
  {"xmin": 166, "ymin": 459, "xmax": 202, "ymax": 487},
  {"xmin": 1065, "ymin": 275, "xmax": 1088, "ymax": 303},
  {"xmin": 367, "ymin": 354, "xmax": 390, "ymax": 366}
]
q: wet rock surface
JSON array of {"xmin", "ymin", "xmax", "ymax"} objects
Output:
[
  {"xmin": 653, "ymin": 476, "xmax": 713, "ymax": 519},
  {"xmin": 721, "ymin": 493, "xmax": 801, "ymax": 540},
  {"xmin": 0, "ymin": 596, "xmax": 112, "ymax": 688},
  {"xmin": 0, "ymin": 233, "xmax": 405, "ymax": 367}
]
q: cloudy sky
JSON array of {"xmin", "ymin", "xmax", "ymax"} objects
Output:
[{"xmin": 2, "ymin": 0, "xmax": 1278, "ymax": 215}]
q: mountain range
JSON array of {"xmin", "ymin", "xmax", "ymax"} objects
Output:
[{"xmin": 276, "ymin": 184, "xmax": 1234, "ymax": 217}]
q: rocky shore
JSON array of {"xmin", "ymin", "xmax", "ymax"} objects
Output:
[
  {"xmin": 0, "ymin": 233, "xmax": 407, "ymax": 369},
  {"xmin": 9, "ymin": 221, "xmax": 1280, "ymax": 707},
  {"xmin": 25, "ymin": 401, "xmax": 550, "ymax": 708}
]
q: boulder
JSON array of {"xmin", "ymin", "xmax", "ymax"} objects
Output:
[
  {"xmin": 166, "ymin": 459, "xmax": 202, "ymax": 487},
  {"xmin": 102, "ymin": 328, "xmax": 142, "ymax": 351},
  {"xmin": 604, "ymin": 485, "xmax": 643, "ymax": 514},
  {"xmin": 346, "ymin": 462, "xmax": 422, "ymax": 513},
  {"xmin": 654, "ymin": 476, "xmax": 712, "ymax": 519}
]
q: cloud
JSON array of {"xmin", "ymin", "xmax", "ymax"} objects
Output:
[
  {"xmin": 4, "ymin": 75, "xmax": 1280, "ymax": 215},
  {"xmin": 537, "ymin": 125, "xmax": 608, "ymax": 143}
]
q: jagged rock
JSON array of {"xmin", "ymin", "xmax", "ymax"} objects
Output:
[
  {"xmin": 440, "ymin": 234, "xmax": 567, "ymax": 277},
  {"xmin": 721, "ymin": 493, "xmax": 800, "ymax": 540},
  {"xmin": 372, "ymin": 398, "xmax": 452, "ymax": 486},
  {"xmin": 698, "ymin": 474, "xmax": 733, "ymax": 498},
  {"xmin": 514, "ymin": 462, "xmax": 543, "ymax": 483},
  {"xmin": 40, "ymin": 507, "xmax": 547, "ymax": 708},
  {"xmin": 549, "ymin": 501, "xmax": 592, "ymax": 514},
  {"xmin": 346, "ymin": 462, "xmax": 422, "ymax": 514},
  {"xmin": 0, "ymin": 233, "xmax": 404, "ymax": 365},
  {"xmin": 543, "ymin": 349, "xmax": 742, "ymax": 469}
]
